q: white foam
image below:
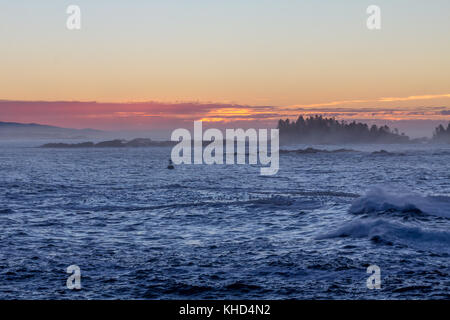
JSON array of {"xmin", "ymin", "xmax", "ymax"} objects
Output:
[{"xmin": 349, "ymin": 186, "xmax": 450, "ymax": 218}]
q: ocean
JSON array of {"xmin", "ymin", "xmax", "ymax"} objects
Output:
[{"xmin": 0, "ymin": 142, "xmax": 449, "ymax": 299}]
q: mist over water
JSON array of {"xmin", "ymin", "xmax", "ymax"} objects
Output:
[{"xmin": 0, "ymin": 142, "xmax": 449, "ymax": 299}]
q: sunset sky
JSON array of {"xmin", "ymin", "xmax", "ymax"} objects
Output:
[{"xmin": 1, "ymin": 0, "xmax": 450, "ymax": 135}]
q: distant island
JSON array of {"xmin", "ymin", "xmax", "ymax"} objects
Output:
[
  {"xmin": 41, "ymin": 138, "xmax": 175, "ymax": 148},
  {"xmin": 278, "ymin": 115, "xmax": 411, "ymax": 144},
  {"xmin": 40, "ymin": 139, "xmax": 243, "ymax": 148}
]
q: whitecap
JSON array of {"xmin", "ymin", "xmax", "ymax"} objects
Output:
[{"xmin": 349, "ymin": 186, "xmax": 450, "ymax": 218}]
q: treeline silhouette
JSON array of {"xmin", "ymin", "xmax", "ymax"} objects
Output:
[
  {"xmin": 278, "ymin": 115, "xmax": 409, "ymax": 144},
  {"xmin": 432, "ymin": 123, "xmax": 450, "ymax": 143}
]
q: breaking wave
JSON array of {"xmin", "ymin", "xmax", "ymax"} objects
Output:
[
  {"xmin": 349, "ymin": 186, "xmax": 450, "ymax": 218},
  {"xmin": 316, "ymin": 219, "xmax": 450, "ymax": 253}
]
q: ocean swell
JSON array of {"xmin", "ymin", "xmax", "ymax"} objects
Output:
[
  {"xmin": 316, "ymin": 218, "xmax": 450, "ymax": 253},
  {"xmin": 349, "ymin": 186, "xmax": 450, "ymax": 218}
]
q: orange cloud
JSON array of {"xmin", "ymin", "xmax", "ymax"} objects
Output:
[
  {"xmin": 285, "ymin": 93, "xmax": 450, "ymax": 110},
  {"xmin": 379, "ymin": 94, "xmax": 450, "ymax": 102},
  {"xmin": 1, "ymin": 93, "xmax": 450, "ymax": 131}
]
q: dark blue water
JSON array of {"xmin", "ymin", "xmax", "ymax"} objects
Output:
[{"xmin": 0, "ymin": 143, "xmax": 449, "ymax": 299}]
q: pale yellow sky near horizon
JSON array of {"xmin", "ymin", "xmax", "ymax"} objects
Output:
[{"xmin": 1, "ymin": 1, "xmax": 449, "ymax": 113}]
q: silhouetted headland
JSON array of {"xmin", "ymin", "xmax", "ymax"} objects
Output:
[{"xmin": 0, "ymin": 121, "xmax": 102, "ymax": 140}]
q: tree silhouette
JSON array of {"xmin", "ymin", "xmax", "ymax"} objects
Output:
[
  {"xmin": 432, "ymin": 123, "xmax": 450, "ymax": 143},
  {"xmin": 277, "ymin": 115, "xmax": 410, "ymax": 144}
]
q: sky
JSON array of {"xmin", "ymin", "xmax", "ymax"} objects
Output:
[{"xmin": 1, "ymin": 0, "xmax": 450, "ymax": 136}]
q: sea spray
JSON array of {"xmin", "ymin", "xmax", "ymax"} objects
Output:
[{"xmin": 349, "ymin": 186, "xmax": 450, "ymax": 218}]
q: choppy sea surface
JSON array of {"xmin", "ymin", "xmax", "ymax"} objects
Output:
[{"xmin": 0, "ymin": 141, "xmax": 449, "ymax": 299}]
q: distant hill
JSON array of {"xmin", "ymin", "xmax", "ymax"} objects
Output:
[{"xmin": 0, "ymin": 121, "xmax": 103, "ymax": 139}]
